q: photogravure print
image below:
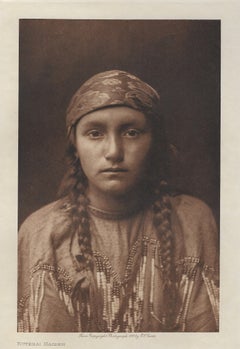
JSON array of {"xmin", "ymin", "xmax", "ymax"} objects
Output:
[{"xmin": 18, "ymin": 19, "xmax": 220, "ymax": 333}]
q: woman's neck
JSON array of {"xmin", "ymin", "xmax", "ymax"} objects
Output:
[{"xmin": 86, "ymin": 186, "xmax": 150, "ymax": 214}]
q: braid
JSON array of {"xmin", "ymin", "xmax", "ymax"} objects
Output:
[
  {"xmin": 73, "ymin": 181, "xmax": 93, "ymax": 271},
  {"xmin": 152, "ymin": 181, "xmax": 177, "ymax": 330},
  {"xmin": 59, "ymin": 143, "xmax": 93, "ymax": 274}
]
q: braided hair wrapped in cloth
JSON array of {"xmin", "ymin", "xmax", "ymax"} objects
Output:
[{"xmin": 18, "ymin": 70, "xmax": 219, "ymax": 332}]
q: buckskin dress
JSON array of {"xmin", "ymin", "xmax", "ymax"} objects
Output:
[{"xmin": 18, "ymin": 194, "xmax": 219, "ymax": 332}]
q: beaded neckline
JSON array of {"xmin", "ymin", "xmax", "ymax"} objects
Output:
[{"xmin": 88, "ymin": 204, "xmax": 144, "ymax": 220}]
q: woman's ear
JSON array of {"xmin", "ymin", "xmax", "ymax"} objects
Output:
[{"xmin": 74, "ymin": 150, "xmax": 79, "ymax": 160}]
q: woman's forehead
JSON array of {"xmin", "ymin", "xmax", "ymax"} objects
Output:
[{"xmin": 77, "ymin": 106, "xmax": 149, "ymax": 128}]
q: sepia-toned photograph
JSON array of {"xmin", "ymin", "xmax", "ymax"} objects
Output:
[{"xmin": 18, "ymin": 19, "xmax": 220, "ymax": 333}]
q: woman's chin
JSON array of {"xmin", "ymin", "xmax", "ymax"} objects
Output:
[{"xmin": 102, "ymin": 184, "xmax": 132, "ymax": 197}]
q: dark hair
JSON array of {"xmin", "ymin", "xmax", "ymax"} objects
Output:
[{"xmin": 58, "ymin": 107, "xmax": 177, "ymax": 330}]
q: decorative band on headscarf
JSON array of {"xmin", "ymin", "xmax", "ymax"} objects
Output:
[{"xmin": 66, "ymin": 70, "xmax": 160, "ymax": 136}]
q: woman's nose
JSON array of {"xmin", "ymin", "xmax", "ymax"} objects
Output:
[{"xmin": 104, "ymin": 135, "xmax": 124, "ymax": 162}]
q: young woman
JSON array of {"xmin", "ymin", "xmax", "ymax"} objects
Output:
[{"xmin": 18, "ymin": 70, "xmax": 219, "ymax": 332}]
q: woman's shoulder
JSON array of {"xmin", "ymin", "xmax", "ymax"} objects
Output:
[
  {"xmin": 169, "ymin": 194, "xmax": 218, "ymax": 263},
  {"xmin": 170, "ymin": 194, "xmax": 216, "ymax": 224},
  {"xmin": 19, "ymin": 199, "xmax": 64, "ymax": 228},
  {"xmin": 18, "ymin": 198, "xmax": 71, "ymax": 242}
]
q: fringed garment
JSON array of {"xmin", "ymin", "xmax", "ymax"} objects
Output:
[{"xmin": 18, "ymin": 194, "xmax": 219, "ymax": 332}]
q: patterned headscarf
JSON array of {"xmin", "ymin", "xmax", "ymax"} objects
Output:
[{"xmin": 66, "ymin": 70, "xmax": 160, "ymax": 136}]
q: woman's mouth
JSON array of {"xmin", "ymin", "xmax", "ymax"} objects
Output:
[{"xmin": 101, "ymin": 167, "xmax": 128, "ymax": 173}]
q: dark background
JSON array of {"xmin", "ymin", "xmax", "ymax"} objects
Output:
[{"xmin": 19, "ymin": 19, "xmax": 220, "ymax": 227}]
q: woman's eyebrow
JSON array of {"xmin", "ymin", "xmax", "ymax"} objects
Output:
[
  {"xmin": 120, "ymin": 120, "xmax": 151, "ymax": 131},
  {"xmin": 79, "ymin": 120, "xmax": 105, "ymax": 129},
  {"xmin": 120, "ymin": 121, "xmax": 145, "ymax": 128},
  {"xmin": 78, "ymin": 119, "xmax": 150, "ymax": 130}
]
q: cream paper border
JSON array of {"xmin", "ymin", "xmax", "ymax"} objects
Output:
[{"xmin": 0, "ymin": 1, "xmax": 239, "ymax": 348}]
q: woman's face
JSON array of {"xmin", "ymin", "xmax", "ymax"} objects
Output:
[{"xmin": 75, "ymin": 106, "xmax": 153, "ymax": 198}]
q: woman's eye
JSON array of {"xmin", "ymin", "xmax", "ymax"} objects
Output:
[
  {"xmin": 124, "ymin": 129, "xmax": 141, "ymax": 137},
  {"xmin": 87, "ymin": 130, "xmax": 103, "ymax": 138}
]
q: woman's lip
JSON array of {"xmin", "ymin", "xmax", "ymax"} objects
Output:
[{"xmin": 101, "ymin": 168, "xmax": 128, "ymax": 172}]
